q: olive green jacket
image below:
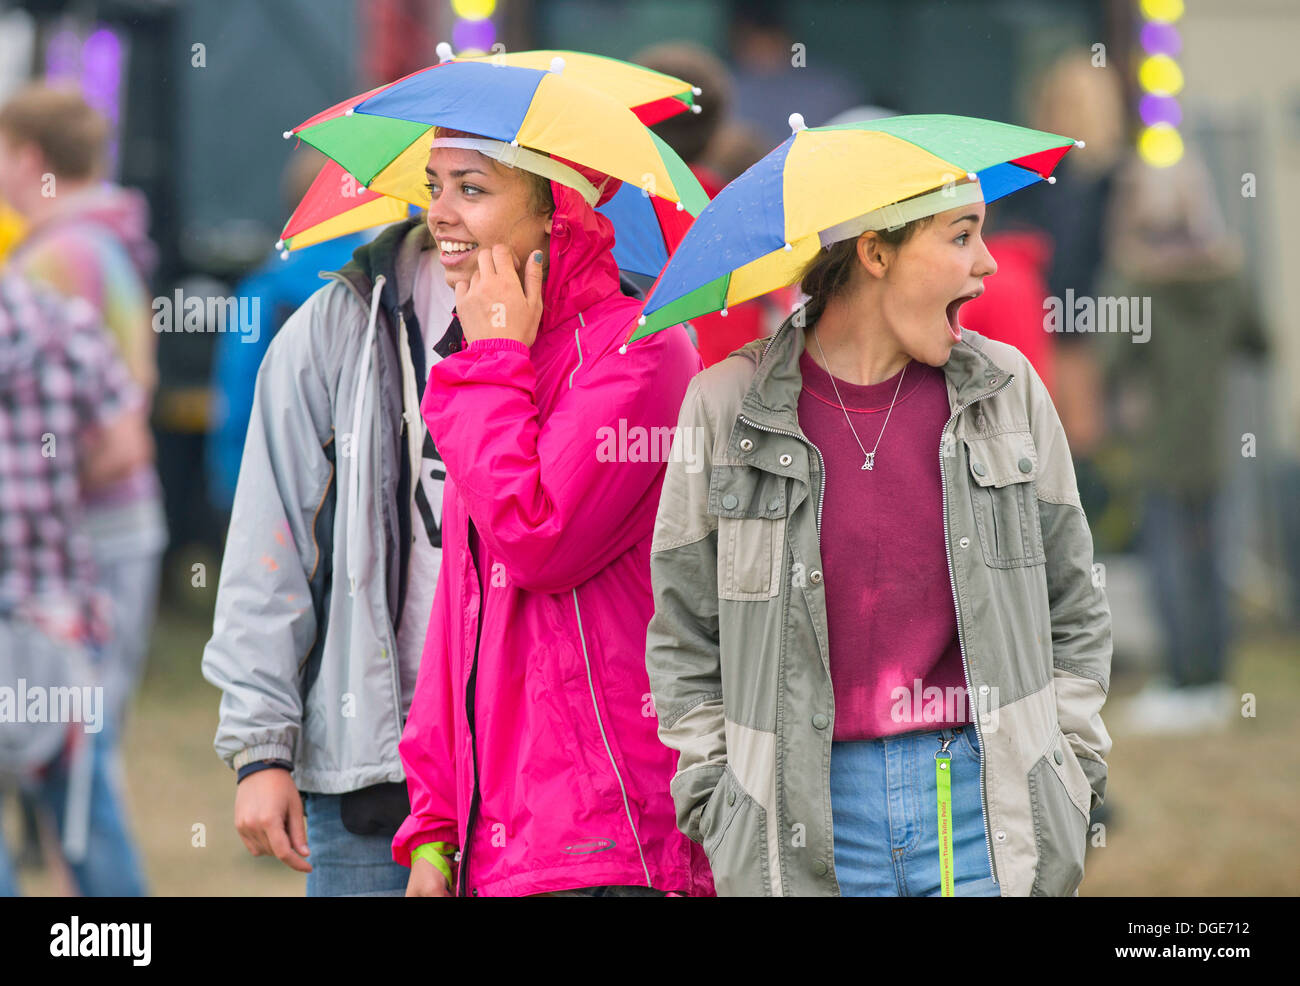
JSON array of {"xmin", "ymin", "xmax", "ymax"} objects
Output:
[{"xmin": 644, "ymin": 314, "xmax": 1112, "ymax": 896}]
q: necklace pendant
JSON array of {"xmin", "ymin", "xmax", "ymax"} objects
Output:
[{"xmin": 862, "ymin": 452, "xmax": 875, "ymax": 471}]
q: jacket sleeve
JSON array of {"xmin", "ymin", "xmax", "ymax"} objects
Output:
[
  {"xmin": 392, "ymin": 554, "xmax": 460, "ymax": 867},
  {"xmin": 644, "ymin": 376, "xmax": 728, "ymax": 844},
  {"xmin": 1025, "ymin": 356, "xmax": 1114, "ymax": 811},
  {"xmin": 420, "ymin": 327, "xmax": 702, "ymax": 594},
  {"xmin": 200, "ymin": 284, "xmax": 347, "ymax": 771}
]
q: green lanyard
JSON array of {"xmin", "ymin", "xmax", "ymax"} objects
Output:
[{"xmin": 935, "ymin": 732, "xmax": 955, "ymax": 897}]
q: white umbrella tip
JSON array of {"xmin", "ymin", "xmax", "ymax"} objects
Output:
[
  {"xmin": 275, "ymin": 239, "xmax": 285, "ymax": 250},
  {"xmin": 691, "ymin": 86, "xmax": 702, "ymax": 96},
  {"xmin": 637, "ymin": 315, "xmax": 646, "ymax": 326},
  {"xmin": 436, "ymin": 42, "xmax": 454, "ymax": 62},
  {"xmin": 966, "ymin": 171, "xmax": 978, "ymax": 181},
  {"xmin": 691, "ymin": 104, "xmax": 702, "ymax": 114},
  {"xmin": 788, "ymin": 112, "xmax": 806, "ymax": 133},
  {"xmin": 783, "ymin": 242, "xmax": 793, "ymax": 251},
  {"xmin": 1046, "ymin": 175, "xmax": 1057, "ymax": 184},
  {"xmin": 675, "ymin": 201, "xmax": 685, "ymax": 211},
  {"xmin": 550, "ymin": 56, "xmax": 566, "ymax": 74},
  {"xmin": 282, "ymin": 130, "xmax": 293, "ymax": 139},
  {"xmin": 1075, "ymin": 139, "xmax": 1086, "ymax": 148},
  {"xmin": 279, "ymin": 249, "xmax": 290, "ymax": 260},
  {"xmin": 720, "ymin": 308, "xmax": 729, "ymax": 317},
  {"xmin": 619, "ymin": 343, "xmax": 629, "ymax": 354}
]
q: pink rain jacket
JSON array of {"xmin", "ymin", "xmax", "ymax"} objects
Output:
[{"xmin": 392, "ymin": 168, "xmax": 712, "ymax": 896}]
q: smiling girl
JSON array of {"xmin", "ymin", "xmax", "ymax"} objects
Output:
[
  {"xmin": 393, "ymin": 127, "xmax": 710, "ymax": 897},
  {"xmin": 645, "ymin": 177, "xmax": 1113, "ymax": 896}
]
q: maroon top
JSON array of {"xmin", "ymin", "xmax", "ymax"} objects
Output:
[{"xmin": 796, "ymin": 348, "xmax": 972, "ymax": 741}]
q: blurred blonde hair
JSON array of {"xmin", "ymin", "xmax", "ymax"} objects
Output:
[{"xmin": 1030, "ymin": 51, "xmax": 1125, "ymax": 175}]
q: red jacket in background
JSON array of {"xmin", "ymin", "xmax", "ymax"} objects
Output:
[{"xmin": 960, "ymin": 230, "xmax": 1056, "ymax": 399}]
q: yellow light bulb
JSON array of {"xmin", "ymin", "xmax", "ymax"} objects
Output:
[
  {"xmin": 1138, "ymin": 124, "xmax": 1184, "ymax": 167},
  {"xmin": 1140, "ymin": 0, "xmax": 1184, "ymax": 23},
  {"xmin": 1139, "ymin": 54, "xmax": 1184, "ymax": 96}
]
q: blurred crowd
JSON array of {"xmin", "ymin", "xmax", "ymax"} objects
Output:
[{"xmin": 0, "ymin": 10, "xmax": 1295, "ymax": 896}]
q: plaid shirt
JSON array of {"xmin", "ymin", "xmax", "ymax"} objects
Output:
[{"xmin": 0, "ymin": 272, "xmax": 141, "ymax": 642}]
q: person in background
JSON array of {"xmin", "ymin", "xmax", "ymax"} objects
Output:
[
  {"xmin": 725, "ymin": 0, "xmax": 860, "ymax": 151},
  {"xmin": 0, "ymin": 84, "xmax": 165, "ymax": 740},
  {"xmin": 636, "ymin": 41, "xmax": 785, "ymax": 366},
  {"xmin": 206, "ymin": 148, "xmax": 374, "ymax": 519},
  {"xmin": 959, "ymin": 198, "xmax": 1057, "ymax": 399},
  {"xmin": 202, "ymin": 189, "xmax": 456, "ymax": 896},
  {"xmin": 1101, "ymin": 150, "xmax": 1267, "ymax": 734},
  {"xmin": 1017, "ymin": 51, "xmax": 1127, "ymax": 460},
  {"xmin": 0, "ymin": 273, "xmax": 153, "ymax": 895}
]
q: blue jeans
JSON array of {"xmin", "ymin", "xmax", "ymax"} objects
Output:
[
  {"xmin": 301, "ymin": 792, "xmax": 412, "ymax": 897},
  {"xmin": 1138, "ymin": 488, "xmax": 1232, "ymax": 687},
  {"xmin": 0, "ymin": 723, "xmax": 148, "ymax": 897},
  {"xmin": 829, "ymin": 725, "xmax": 999, "ymax": 897}
]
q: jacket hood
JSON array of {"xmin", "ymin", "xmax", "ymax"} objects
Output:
[{"xmin": 539, "ymin": 160, "xmax": 624, "ymax": 334}]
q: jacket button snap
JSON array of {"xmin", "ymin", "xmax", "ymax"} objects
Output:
[
  {"xmin": 995, "ymin": 830, "xmax": 1007, "ymax": 842},
  {"xmin": 721, "ymin": 493, "xmax": 739, "ymax": 510},
  {"xmin": 767, "ymin": 497, "xmax": 781, "ymax": 511},
  {"xmin": 809, "ymin": 569, "xmax": 823, "ymax": 584},
  {"xmin": 727, "ymin": 790, "xmax": 736, "ymax": 806},
  {"xmin": 1018, "ymin": 457, "xmax": 1032, "ymax": 474},
  {"xmin": 779, "ymin": 453, "xmax": 793, "ymax": 466},
  {"xmin": 985, "ymin": 375, "xmax": 998, "ymax": 386},
  {"xmin": 1054, "ymin": 749, "xmax": 1063, "ymax": 765},
  {"xmin": 979, "ymin": 685, "xmax": 990, "ymax": 694},
  {"xmin": 739, "ymin": 438, "xmax": 754, "ymax": 452},
  {"xmin": 812, "ymin": 859, "xmax": 828, "ymax": 876},
  {"xmin": 812, "ymin": 713, "xmax": 829, "ymax": 729},
  {"xmin": 958, "ymin": 536, "xmax": 970, "ymax": 549},
  {"xmin": 972, "ymin": 462, "xmax": 987, "ymax": 477}
]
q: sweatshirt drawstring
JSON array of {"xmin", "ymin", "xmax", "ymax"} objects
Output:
[{"xmin": 347, "ymin": 274, "xmax": 386, "ymax": 596}]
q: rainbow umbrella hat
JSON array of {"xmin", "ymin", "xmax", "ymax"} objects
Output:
[
  {"xmin": 625, "ymin": 113, "xmax": 1083, "ymax": 344},
  {"xmin": 280, "ymin": 51, "xmax": 709, "ymax": 276}
]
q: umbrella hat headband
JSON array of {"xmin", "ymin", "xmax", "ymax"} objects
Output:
[
  {"xmin": 818, "ymin": 179, "xmax": 985, "ymax": 248},
  {"xmin": 429, "ymin": 136, "xmax": 606, "ymax": 207}
]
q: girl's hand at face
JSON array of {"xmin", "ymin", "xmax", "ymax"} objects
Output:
[{"xmin": 454, "ymin": 243, "xmax": 545, "ymax": 347}]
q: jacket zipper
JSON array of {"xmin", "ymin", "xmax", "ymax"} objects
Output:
[
  {"xmin": 458, "ymin": 517, "xmax": 486, "ymax": 896},
  {"xmin": 571, "ymin": 588, "xmax": 653, "ymax": 886},
  {"xmin": 939, "ymin": 376, "xmax": 1012, "ymax": 887}
]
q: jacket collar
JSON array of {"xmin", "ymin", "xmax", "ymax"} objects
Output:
[{"xmin": 736, "ymin": 310, "xmax": 1014, "ymax": 434}]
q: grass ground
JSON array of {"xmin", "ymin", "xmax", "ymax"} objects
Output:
[{"xmin": 7, "ymin": 606, "xmax": 1298, "ymax": 896}]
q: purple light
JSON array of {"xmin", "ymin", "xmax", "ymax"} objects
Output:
[
  {"xmin": 452, "ymin": 17, "xmax": 495, "ymax": 53},
  {"xmin": 82, "ymin": 28, "xmax": 124, "ymax": 122},
  {"xmin": 1139, "ymin": 94, "xmax": 1182, "ymax": 127},
  {"xmin": 1140, "ymin": 22, "xmax": 1182, "ymax": 56},
  {"xmin": 44, "ymin": 28, "xmax": 81, "ymax": 81}
]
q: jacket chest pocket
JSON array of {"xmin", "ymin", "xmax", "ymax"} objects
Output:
[
  {"xmin": 963, "ymin": 430, "xmax": 1046, "ymax": 568},
  {"xmin": 710, "ymin": 466, "xmax": 788, "ymax": 601}
]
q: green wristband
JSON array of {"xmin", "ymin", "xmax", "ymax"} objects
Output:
[{"xmin": 411, "ymin": 841, "xmax": 455, "ymax": 889}]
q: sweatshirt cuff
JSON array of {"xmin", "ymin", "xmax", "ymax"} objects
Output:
[
  {"xmin": 232, "ymin": 742, "xmax": 295, "ymax": 770},
  {"xmin": 465, "ymin": 337, "xmax": 531, "ymax": 356}
]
